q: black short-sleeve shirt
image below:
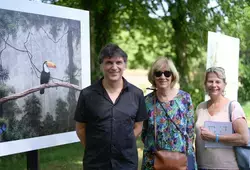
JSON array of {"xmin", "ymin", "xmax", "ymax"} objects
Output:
[{"xmin": 74, "ymin": 77, "xmax": 148, "ymax": 170}]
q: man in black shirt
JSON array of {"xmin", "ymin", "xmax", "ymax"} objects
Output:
[{"xmin": 74, "ymin": 43, "xmax": 148, "ymax": 170}]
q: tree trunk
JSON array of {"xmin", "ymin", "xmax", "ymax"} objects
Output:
[
  {"xmin": 81, "ymin": 0, "xmax": 116, "ymax": 83},
  {"xmin": 66, "ymin": 25, "xmax": 78, "ymax": 130},
  {"xmin": 170, "ymin": 2, "xmax": 190, "ymax": 88}
]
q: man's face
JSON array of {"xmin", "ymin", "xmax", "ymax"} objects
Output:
[{"xmin": 101, "ymin": 56, "xmax": 126, "ymax": 82}]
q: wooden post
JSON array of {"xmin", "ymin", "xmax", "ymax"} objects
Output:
[{"xmin": 27, "ymin": 150, "xmax": 39, "ymax": 170}]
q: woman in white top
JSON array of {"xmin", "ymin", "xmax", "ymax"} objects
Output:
[{"xmin": 195, "ymin": 66, "xmax": 249, "ymax": 170}]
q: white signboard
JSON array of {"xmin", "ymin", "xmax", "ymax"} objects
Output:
[
  {"xmin": 204, "ymin": 121, "xmax": 232, "ymax": 148},
  {"xmin": 0, "ymin": 0, "xmax": 90, "ymax": 156},
  {"xmin": 206, "ymin": 31, "xmax": 240, "ymax": 101}
]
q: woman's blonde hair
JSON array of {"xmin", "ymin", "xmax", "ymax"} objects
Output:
[
  {"xmin": 204, "ymin": 67, "xmax": 227, "ymax": 84},
  {"xmin": 148, "ymin": 57, "xmax": 179, "ymax": 88}
]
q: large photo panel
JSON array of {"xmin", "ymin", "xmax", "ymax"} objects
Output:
[
  {"xmin": 206, "ymin": 31, "xmax": 240, "ymax": 101},
  {"xmin": 0, "ymin": 0, "xmax": 90, "ymax": 156}
]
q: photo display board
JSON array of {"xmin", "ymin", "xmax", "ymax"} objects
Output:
[
  {"xmin": 206, "ymin": 31, "xmax": 240, "ymax": 101},
  {"xmin": 0, "ymin": 0, "xmax": 90, "ymax": 156}
]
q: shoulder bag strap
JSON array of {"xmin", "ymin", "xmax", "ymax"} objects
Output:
[
  {"xmin": 153, "ymin": 94, "xmax": 157, "ymax": 145},
  {"xmin": 228, "ymin": 100, "xmax": 234, "ymax": 122},
  {"xmin": 228, "ymin": 100, "xmax": 235, "ymax": 132},
  {"xmin": 154, "ymin": 92, "xmax": 189, "ymax": 154}
]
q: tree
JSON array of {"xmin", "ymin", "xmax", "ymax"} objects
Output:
[
  {"xmin": 2, "ymin": 117, "xmax": 23, "ymax": 141},
  {"xmin": 41, "ymin": 113, "xmax": 58, "ymax": 135},
  {"xmin": 64, "ymin": 20, "xmax": 80, "ymax": 130},
  {"xmin": 114, "ymin": 0, "xmax": 248, "ymax": 106},
  {"xmin": 231, "ymin": 6, "xmax": 250, "ymax": 103},
  {"xmin": 55, "ymin": 0, "xmax": 114, "ymax": 81},
  {"xmin": 55, "ymin": 98, "xmax": 69, "ymax": 132},
  {"xmin": 22, "ymin": 94, "xmax": 42, "ymax": 135},
  {"xmin": 0, "ymin": 43, "xmax": 21, "ymax": 119},
  {"xmin": 53, "ymin": 0, "xmax": 250, "ymax": 106}
]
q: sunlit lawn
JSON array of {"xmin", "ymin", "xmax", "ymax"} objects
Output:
[
  {"xmin": 0, "ymin": 143, "xmax": 83, "ymax": 170},
  {"xmin": 0, "ymin": 140, "xmax": 145, "ymax": 170}
]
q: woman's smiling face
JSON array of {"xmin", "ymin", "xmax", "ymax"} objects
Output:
[
  {"xmin": 154, "ymin": 64, "xmax": 173, "ymax": 90},
  {"xmin": 205, "ymin": 72, "xmax": 226, "ymax": 97}
]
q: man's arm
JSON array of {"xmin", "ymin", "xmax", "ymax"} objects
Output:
[
  {"xmin": 134, "ymin": 90, "xmax": 148, "ymax": 138},
  {"xmin": 76, "ymin": 122, "xmax": 86, "ymax": 148},
  {"xmin": 134, "ymin": 121, "xmax": 143, "ymax": 138}
]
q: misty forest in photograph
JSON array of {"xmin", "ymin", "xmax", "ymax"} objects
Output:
[{"xmin": 0, "ymin": 8, "xmax": 82, "ymax": 142}]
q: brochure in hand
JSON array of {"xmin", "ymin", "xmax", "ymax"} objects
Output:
[{"xmin": 204, "ymin": 121, "xmax": 233, "ymax": 148}]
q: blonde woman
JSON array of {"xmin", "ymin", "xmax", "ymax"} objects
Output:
[
  {"xmin": 141, "ymin": 57, "xmax": 197, "ymax": 170},
  {"xmin": 195, "ymin": 67, "xmax": 249, "ymax": 170}
]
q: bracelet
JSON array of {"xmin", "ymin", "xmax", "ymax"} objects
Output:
[{"xmin": 215, "ymin": 134, "xmax": 219, "ymax": 143}]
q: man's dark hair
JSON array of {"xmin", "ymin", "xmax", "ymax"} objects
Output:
[{"xmin": 99, "ymin": 43, "xmax": 128, "ymax": 64}]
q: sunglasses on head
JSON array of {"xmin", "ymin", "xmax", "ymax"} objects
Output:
[{"xmin": 154, "ymin": 71, "xmax": 172, "ymax": 77}]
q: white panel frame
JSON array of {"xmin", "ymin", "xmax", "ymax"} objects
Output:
[
  {"xmin": 0, "ymin": 0, "xmax": 90, "ymax": 156},
  {"xmin": 206, "ymin": 31, "xmax": 240, "ymax": 101}
]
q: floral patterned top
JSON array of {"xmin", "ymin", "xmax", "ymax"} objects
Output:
[{"xmin": 141, "ymin": 90, "xmax": 197, "ymax": 170}]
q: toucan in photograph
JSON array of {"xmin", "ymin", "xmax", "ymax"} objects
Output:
[{"xmin": 40, "ymin": 61, "xmax": 56, "ymax": 94}]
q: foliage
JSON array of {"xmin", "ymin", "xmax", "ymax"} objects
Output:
[
  {"xmin": 3, "ymin": 97, "xmax": 71, "ymax": 141},
  {"xmin": 0, "ymin": 118, "xmax": 7, "ymax": 141},
  {"xmin": 52, "ymin": 0, "xmax": 250, "ymax": 105},
  {"xmin": 0, "ymin": 85, "xmax": 21, "ymax": 118},
  {"xmin": 211, "ymin": 3, "xmax": 250, "ymax": 103},
  {"xmin": 0, "ymin": 57, "xmax": 22, "ymax": 141},
  {"xmin": 2, "ymin": 118, "xmax": 23, "ymax": 141},
  {"xmin": 23, "ymin": 94, "xmax": 42, "ymax": 136},
  {"xmin": 231, "ymin": 6, "xmax": 250, "ymax": 103},
  {"xmin": 242, "ymin": 102, "xmax": 250, "ymax": 122},
  {"xmin": 41, "ymin": 113, "xmax": 59, "ymax": 136},
  {"xmin": 55, "ymin": 98, "xmax": 69, "ymax": 132},
  {"xmin": 0, "ymin": 65, "xmax": 9, "ymax": 83}
]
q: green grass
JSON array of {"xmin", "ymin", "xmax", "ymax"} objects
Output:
[
  {"xmin": 0, "ymin": 140, "xmax": 145, "ymax": 170},
  {"xmin": 0, "ymin": 142, "xmax": 83, "ymax": 170}
]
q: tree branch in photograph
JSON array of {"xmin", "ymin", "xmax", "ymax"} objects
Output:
[
  {"xmin": 0, "ymin": 33, "xmax": 28, "ymax": 53},
  {"xmin": 0, "ymin": 34, "xmax": 8, "ymax": 65},
  {"xmin": 24, "ymin": 36, "xmax": 65, "ymax": 82},
  {"xmin": 74, "ymin": 68, "xmax": 81, "ymax": 77},
  {"xmin": 0, "ymin": 29, "xmax": 70, "ymax": 82},
  {"xmin": 23, "ymin": 32, "xmax": 41, "ymax": 79},
  {"xmin": 40, "ymin": 26, "xmax": 69, "ymax": 43},
  {"xmin": 24, "ymin": 46, "xmax": 41, "ymax": 77},
  {"xmin": 0, "ymin": 82, "xmax": 81, "ymax": 104},
  {"xmin": 50, "ymin": 76, "xmax": 65, "ymax": 82},
  {"xmin": 22, "ymin": 32, "xmax": 65, "ymax": 82}
]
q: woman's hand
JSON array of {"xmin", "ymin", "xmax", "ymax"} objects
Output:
[{"xmin": 200, "ymin": 127, "xmax": 216, "ymax": 141}]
